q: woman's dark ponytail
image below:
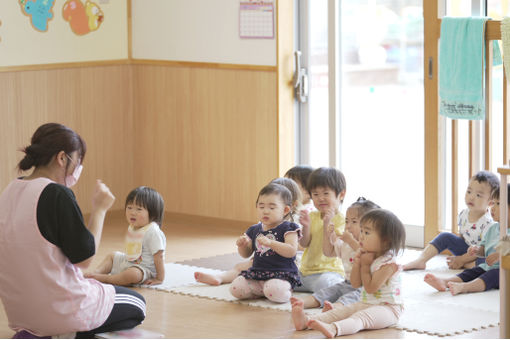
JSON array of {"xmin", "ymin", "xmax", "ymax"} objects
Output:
[{"xmin": 18, "ymin": 123, "xmax": 86, "ymax": 172}]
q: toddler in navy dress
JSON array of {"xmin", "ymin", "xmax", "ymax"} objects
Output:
[{"xmin": 230, "ymin": 183, "xmax": 302, "ymax": 303}]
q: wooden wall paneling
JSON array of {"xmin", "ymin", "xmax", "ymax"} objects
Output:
[
  {"xmin": 0, "ymin": 66, "xmax": 134, "ymax": 214},
  {"xmin": 132, "ymin": 65, "xmax": 277, "ymax": 223}
]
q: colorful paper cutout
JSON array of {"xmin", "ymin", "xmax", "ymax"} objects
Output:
[
  {"xmin": 62, "ymin": 0, "xmax": 104, "ymax": 35},
  {"xmin": 19, "ymin": 0, "xmax": 56, "ymax": 32}
]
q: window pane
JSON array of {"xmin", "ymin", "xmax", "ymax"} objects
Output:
[
  {"xmin": 340, "ymin": 0, "xmax": 424, "ymax": 227},
  {"xmin": 308, "ymin": 0, "xmax": 329, "ymax": 167}
]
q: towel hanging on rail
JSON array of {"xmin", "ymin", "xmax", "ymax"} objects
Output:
[{"xmin": 439, "ymin": 17, "xmax": 491, "ymax": 120}]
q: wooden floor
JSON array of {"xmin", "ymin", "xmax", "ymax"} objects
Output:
[{"xmin": 0, "ymin": 212, "xmax": 501, "ymax": 338}]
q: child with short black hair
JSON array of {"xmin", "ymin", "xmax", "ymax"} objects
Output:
[
  {"xmin": 424, "ymin": 184, "xmax": 510, "ymax": 295},
  {"xmin": 294, "ymin": 167, "xmax": 347, "ymax": 293},
  {"xmin": 285, "ymin": 165, "xmax": 315, "ymax": 212},
  {"xmin": 405, "ymin": 170, "xmax": 499, "ymax": 270},
  {"xmin": 86, "ymin": 186, "xmax": 166, "ymax": 286},
  {"xmin": 292, "ymin": 209, "xmax": 406, "ymax": 337}
]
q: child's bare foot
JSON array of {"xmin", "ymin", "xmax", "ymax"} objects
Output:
[
  {"xmin": 424, "ymin": 273, "xmax": 447, "ymax": 291},
  {"xmin": 194, "ymin": 272, "xmax": 221, "ymax": 286},
  {"xmin": 307, "ymin": 319, "xmax": 336, "ymax": 338},
  {"xmin": 403, "ymin": 258, "xmax": 426, "ymax": 270},
  {"xmin": 322, "ymin": 300, "xmax": 334, "ymax": 312},
  {"xmin": 291, "ymin": 298, "xmax": 309, "ymax": 330},
  {"xmin": 447, "ymin": 282, "xmax": 465, "ymax": 295}
]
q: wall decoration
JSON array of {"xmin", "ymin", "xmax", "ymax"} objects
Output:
[
  {"xmin": 19, "ymin": 0, "xmax": 56, "ymax": 32},
  {"xmin": 62, "ymin": 0, "xmax": 104, "ymax": 35}
]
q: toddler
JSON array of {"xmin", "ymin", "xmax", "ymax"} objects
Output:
[
  {"xmin": 294, "ymin": 167, "xmax": 346, "ymax": 293},
  {"xmin": 291, "ymin": 197, "xmax": 380, "ymax": 310},
  {"xmin": 405, "ymin": 170, "xmax": 499, "ymax": 270},
  {"xmin": 86, "ymin": 186, "xmax": 166, "ymax": 286},
  {"xmin": 285, "ymin": 165, "xmax": 315, "ymax": 213},
  {"xmin": 229, "ymin": 183, "xmax": 302, "ymax": 303},
  {"xmin": 292, "ymin": 209, "xmax": 406, "ymax": 337},
  {"xmin": 194, "ymin": 177, "xmax": 302, "ymax": 286},
  {"xmin": 424, "ymin": 184, "xmax": 510, "ymax": 295}
]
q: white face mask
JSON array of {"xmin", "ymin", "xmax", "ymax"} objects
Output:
[{"xmin": 65, "ymin": 164, "xmax": 83, "ymax": 188}]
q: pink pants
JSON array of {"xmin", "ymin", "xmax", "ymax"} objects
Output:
[
  {"xmin": 229, "ymin": 276, "xmax": 292, "ymax": 303},
  {"xmin": 311, "ymin": 301, "xmax": 403, "ymax": 336}
]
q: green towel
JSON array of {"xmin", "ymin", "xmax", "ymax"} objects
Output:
[{"xmin": 439, "ymin": 17, "xmax": 488, "ymax": 120}]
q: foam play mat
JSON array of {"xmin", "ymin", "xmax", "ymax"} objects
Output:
[{"xmin": 148, "ymin": 249, "xmax": 500, "ymax": 336}]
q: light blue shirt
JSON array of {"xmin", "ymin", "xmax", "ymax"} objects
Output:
[{"xmin": 479, "ymin": 222, "xmax": 509, "ymax": 271}]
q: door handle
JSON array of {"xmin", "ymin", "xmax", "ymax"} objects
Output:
[{"xmin": 294, "ymin": 50, "xmax": 309, "ymax": 103}]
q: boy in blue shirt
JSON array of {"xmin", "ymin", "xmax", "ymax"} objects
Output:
[{"xmin": 423, "ymin": 184, "xmax": 510, "ymax": 294}]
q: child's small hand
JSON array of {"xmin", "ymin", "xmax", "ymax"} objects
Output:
[
  {"xmin": 322, "ymin": 208, "xmax": 336, "ymax": 228},
  {"xmin": 360, "ymin": 252, "xmax": 376, "ymax": 266},
  {"xmin": 257, "ymin": 235, "xmax": 273, "ymax": 248},
  {"xmin": 468, "ymin": 245, "xmax": 480, "ymax": 256},
  {"xmin": 327, "ymin": 225, "xmax": 339, "ymax": 244},
  {"xmin": 353, "ymin": 249, "xmax": 362, "ymax": 265},
  {"xmin": 486, "ymin": 252, "xmax": 500, "ymax": 266},
  {"xmin": 236, "ymin": 234, "xmax": 251, "ymax": 248},
  {"xmin": 446, "ymin": 255, "xmax": 464, "ymax": 269},
  {"xmin": 144, "ymin": 278, "xmax": 163, "ymax": 285},
  {"xmin": 299, "ymin": 210, "xmax": 310, "ymax": 228},
  {"xmin": 339, "ymin": 230, "xmax": 354, "ymax": 244}
]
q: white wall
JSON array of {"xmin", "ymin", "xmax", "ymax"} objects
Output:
[
  {"xmin": 131, "ymin": 0, "xmax": 276, "ymax": 66},
  {"xmin": 0, "ymin": 0, "xmax": 128, "ymax": 66}
]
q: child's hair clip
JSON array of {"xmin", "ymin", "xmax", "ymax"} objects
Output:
[{"xmin": 356, "ymin": 196, "xmax": 367, "ymax": 202}]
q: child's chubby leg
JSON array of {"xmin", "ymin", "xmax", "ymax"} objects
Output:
[
  {"xmin": 328, "ymin": 304, "xmax": 403, "ymax": 336},
  {"xmin": 404, "ymin": 244, "xmax": 439, "ymax": 270},
  {"xmin": 424, "ymin": 273, "xmax": 461, "ymax": 291},
  {"xmin": 447, "ymin": 267, "xmax": 499, "ymax": 295},
  {"xmin": 88, "ymin": 267, "xmax": 144, "ymax": 286},
  {"xmin": 230, "ymin": 276, "xmax": 264, "ymax": 300},
  {"xmin": 447, "ymin": 278, "xmax": 486, "ymax": 295},
  {"xmin": 263, "ymin": 279, "xmax": 292, "ymax": 303},
  {"xmin": 85, "ymin": 252, "xmax": 115, "ymax": 276},
  {"xmin": 195, "ymin": 260, "xmax": 252, "ymax": 286},
  {"xmin": 294, "ymin": 301, "xmax": 365, "ymax": 331}
]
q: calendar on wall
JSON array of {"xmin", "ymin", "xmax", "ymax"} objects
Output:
[{"xmin": 239, "ymin": 1, "xmax": 274, "ymax": 39}]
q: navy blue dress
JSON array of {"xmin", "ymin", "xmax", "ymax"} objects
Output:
[{"xmin": 240, "ymin": 221, "xmax": 302, "ymax": 288}]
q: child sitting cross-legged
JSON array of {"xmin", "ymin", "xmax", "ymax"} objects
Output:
[
  {"xmin": 404, "ymin": 170, "xmax": 499, "ymax": 270},
  {"xmin": 290, "ymin": 197, "xmax": 380, "ymax": 310},
  {"xmin": 424, "ymin": 184, "xmax": 510, "ymax": 295},
  {"xmin": 229, "ymin": 183, "xmax": 302, "ymax": 303},
  {"xmin": 292, "ymin": 209, "xmax": 406, "ymax": 338},
  {"xmin": 193, "ymin": 177, "xmax": 303, "ymax": 286}
]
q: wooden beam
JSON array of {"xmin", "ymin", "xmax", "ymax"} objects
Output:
[{"xmin": 424, "ymin": 1, "xmax": 442, "ymax": 243}]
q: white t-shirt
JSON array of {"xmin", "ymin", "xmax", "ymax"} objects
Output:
[
  {"xmin": 457, "ymin": 208, "xmax": 493, "ymax": 246},
  {"xmin": 129, "ymin": 222, "xmax": 166, "ymax": 277},
  {"xmin": 361, "ymin": 253, "xmax": 403, "ymax": 306}
]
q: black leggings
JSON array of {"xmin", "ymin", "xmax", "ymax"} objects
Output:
[{"xmin": 76, "ymin": 286, "xmax": 146, "ymax": 338}]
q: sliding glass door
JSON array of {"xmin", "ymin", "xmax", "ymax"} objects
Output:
[{"xmin": 296, "ymin": 0, "xmax": 424, "ymax": 242}]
